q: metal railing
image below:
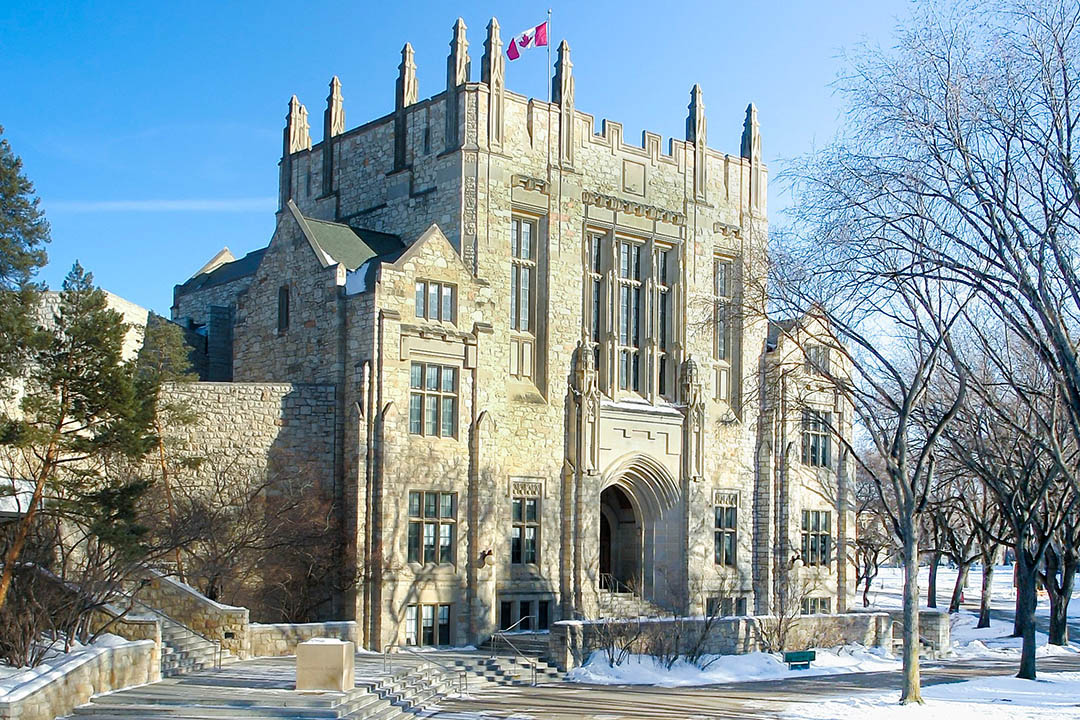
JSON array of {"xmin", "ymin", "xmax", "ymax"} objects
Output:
[
  {"xmin": 489, "ymin": 615, "xmax": 537, "ymax": 686},
  {"xmin": 382, "ymin": 645, "xmax": 469, "ymax": 695},
  {"xmin": 598, "ymin": 572, "xmax": 635, "ymax": 595}
]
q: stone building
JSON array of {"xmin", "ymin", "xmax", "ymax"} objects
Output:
[{"xmin": 171, "ymin": 18, "xmax": 855, "ymax": 650}]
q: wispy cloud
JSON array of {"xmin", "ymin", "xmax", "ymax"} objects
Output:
[{"xmin": 45, "ymin": 198, "xmax": 276, "ymax": 213}]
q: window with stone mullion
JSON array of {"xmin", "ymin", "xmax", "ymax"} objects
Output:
[
  {"xmin": 800, "ymin": 509, "xmax": 832, "ymax": 566},
  {"xmin": 654, "ymin": 245, "xmax": 674, "ymax": 399},
  {"xmin": 616, "ymin": 240, "xmax": 643, "ymax": 394},
  {"xmin": 801, "ymin": 410, "xmax": 831, "ymax": 467},
  {"xmin": 510, "ymin": 496, "xmax": 540, "ymax": 565},
  {"xmin": 510, "ymin": 218, "xmax": 536, "ymax": 381},
  {"xmin": 408, "ymin": 363, "xmax": 458, "ymax": 438},
  {"xmin": 713, "ymin": 257, "xmax": 734, "ymax": 402},
  {"xmin": 586, "ymin": 233, "xmax": 605, "ymax": 372},
  {"xmin": 407, "ymin": 490, "xmax": 456, "ymax": 565}
]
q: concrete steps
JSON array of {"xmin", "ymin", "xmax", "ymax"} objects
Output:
[
  {"xmin": 440, "ymin": 653, "xmax": 563, "ymax": 686},
  {"xmin": 158, "ymin": 617, "xmax": 231, "ymax": 678},
  {"xmin": 63, "ymin": 659, "xmax": 454, "ymax": 720},
  {"xmin": 597, "ymin": 590, "xmax": 670, "ymax": 619},
  {"xmin": 477, "ymin": 631, "xmax": 551, "ymax": 659}
]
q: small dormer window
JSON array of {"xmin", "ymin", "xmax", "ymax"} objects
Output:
[{"xmin": 415, "ymin": 281, "xmax": 456, "ymax": 323}]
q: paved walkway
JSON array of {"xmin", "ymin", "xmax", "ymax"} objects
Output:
[{"xmin": 429, "ymin": 655, "xmax": 1080, "ymax": 719}]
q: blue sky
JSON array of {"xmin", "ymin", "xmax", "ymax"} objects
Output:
[{"xmin": 2, "ymin": 0, "xmax": 908, "ymax": 315}]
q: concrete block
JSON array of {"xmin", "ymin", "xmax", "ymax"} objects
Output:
[{"xmin": 296, "ymin": 639, "xmax": 355, "ymax": 691}]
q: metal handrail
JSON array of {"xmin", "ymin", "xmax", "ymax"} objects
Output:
[
  {"xmin": 496, "ymin": 614, "xmax": 537, "ymax": 636},
  {"xmin": 129, "ymin": 596, "xmax": 223, "ymax": 670},
  {"xmin": 489, "ymin": 616, "xmax": 538, "ymax": 686},
  {"xmin": 598, "ymin": 572, "xmax": 635, "ymax": 595},
  {"xmin": 383, "ymin": 644, "xmax": 468, "ymax": 695}
]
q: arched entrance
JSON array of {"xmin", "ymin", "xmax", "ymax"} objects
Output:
[
  {"xmin": 596, "ymin": 453, "xmax": 683, "ymax": 607},
  {"xmin": 598, "ymin": 485, "xmax": 641, "ymax": 592}
]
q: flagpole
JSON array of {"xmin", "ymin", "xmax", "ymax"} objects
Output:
[
  {"xmin": 547, "ymin": 8, "xmax": 552, "ymax": 105},
  {"xmin": 546, "ymin": 8, "xmax": 553, "ymax": 258}
]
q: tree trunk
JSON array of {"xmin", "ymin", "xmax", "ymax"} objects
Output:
[
  {"xmin": 949, "ymin": 562, "xmax": 970, "ymax": 613},
  {"xmin": 1046, "ymin": 552, "xmax": 1076, "ymax": 646},
  {"xmin": 900, "ymin": 528, "xmax": 923, "ymax": 704},
  {"xmin": 1014, "ymin": 548, "xmax": 1038, "ymax": 680},
  {"xmin": 1013, "ymin": 563, "xmax": 1023, "ymax": 637},
  {"xmin": 927, "ymin": 552, "xmax": 940, "ymax": 609},
  {"xmin": 863, "ymin": 575, "xmax": 872, "ymax": 607},
  {"xmin": 978, "ymin": 561, "xmax": 993, "ymax": 629}
]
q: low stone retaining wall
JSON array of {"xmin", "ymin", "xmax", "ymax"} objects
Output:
[
  {"xmin": 90, "ymin": 610, "xmax": 162, "ymax": 676},
  {"xmin": 548, "ymin": 612, "xmax": 893, "ymax": 671},
  {"xmin": 884, "ymin": 609, "xmax": 951, "ymax": 654},
  {"xmin": 249, "ymin": 621, "xmax": 359, "ymax": 658},
  {"xmin": 0, "ymin": 640, "xmax": 156, "ymax": 720},
  {"xmin": 134, "ymin": 570, "xmax": 250, "ymax": 658}
]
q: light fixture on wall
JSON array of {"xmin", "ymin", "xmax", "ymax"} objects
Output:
[{"xmin": 477, "ymin": 549, "xmax": 494, "ymax": 568}]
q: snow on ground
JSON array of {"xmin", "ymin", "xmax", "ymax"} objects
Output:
[
  {"xmin": 781, "ymin": 671, "xmax": 1080, "ymax": 720},
  {"xmin": 0, "ymin": 634, "xmax": 139, "ymax": 700},
  {"xmin": 566, "ymin": 645, "xmax": 899, "ymax": 687},
  {"xmin": 948, "ymin": 610, "xmax": 1080, "ymax": 659},
  {"xmin": 867, "ymin": 565, "xmax": 1080, "ymax": 658},
  {"xmin": 865, "ymin": 565, "xmax": 1080, "ymax": 616}
]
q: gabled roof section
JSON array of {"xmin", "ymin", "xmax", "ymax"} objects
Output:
[
  {"xmin": 175, "ymin": 247, "xmax": 267, "ymax": 296},
  {"xmin": 193, "ymin": 247, "xmax": 235, "ymax": 277},
  {"xmin": 287, "ymin": 200, "xmax": 404, "ymax": 272},
  {"xmin": 391, "ymin": 224, "xmax": 472, "ymax": 274}
]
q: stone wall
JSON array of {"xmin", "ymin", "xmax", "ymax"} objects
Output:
[
  {"xmin": 548, "ymin": 612, "xmax": 893, "ymax": 671},
  {"xmin": 158, "ymin": 381, "xmax": 337, "ymax": 492},
  {"xmin": 885, "ymin": 609, "xmax": 951, "ymax": 655},
  {"xmin": 134, "ymin": 571, "xmax": 250, "ymax": 658},
  {"xmin": 90, "ymin": 610, "xmax": 162, "ymax": 676},
  {"xmin": 0, "ymin": 641, "xmax": 156, "ymax": 720},
  {"xmin": 249, "ymin": 621, "xmax": 359, "ymax": 657}
]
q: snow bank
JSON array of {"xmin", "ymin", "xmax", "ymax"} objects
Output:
[
  {"xmin": 949, "ymin": 609, "xmax": 1080, "ymax": 660},
  {"xmin": 565, "ymin": 645, "xmax": 899, "ymax": 687},
  {"xmin": 781, "ymin": 671, "xmax": 1080, "ymax": 720}
]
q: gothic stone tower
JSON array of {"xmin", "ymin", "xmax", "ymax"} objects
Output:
[{"xmin": 171, "ymin": 17, "xmax": 853, "ymax": 650}]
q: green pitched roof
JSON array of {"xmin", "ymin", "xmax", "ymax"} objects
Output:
[{"xmin": 303, "ymin": 217, "xmax": 377, "ymax": 271}]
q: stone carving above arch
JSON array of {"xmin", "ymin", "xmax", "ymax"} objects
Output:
[{"xmin": 601, "ymin": 452, "xmax": 681, "ymax": 519}]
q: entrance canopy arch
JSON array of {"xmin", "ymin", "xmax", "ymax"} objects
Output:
[
  {"xmin": 601, "ymin": 452, "xmax": 680, "ymax": 520},
  {"xmin": 596, "ymin": 452, "xmax": 684, "ymax": 607}
]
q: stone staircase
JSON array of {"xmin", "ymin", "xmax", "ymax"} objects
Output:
[
  {"xmin": 477, "ymin": 630, "xmax": 551, "ymax": 658},
  {"xmin": 439, "ymin": 651, "xmax": 563, "ymax": 686},
  {"xmin": 597, "ymin": 589, "xmax": 670, "ymax": 619},
  {"xmin": 63, "ymin": 656, "xmax": 455, "ymax": 720},
  {"xmin": 159, "ymin": 615, "xmax": 231, "ymax": 677}
]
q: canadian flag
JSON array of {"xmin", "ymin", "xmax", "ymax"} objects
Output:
[{"xmin": 506, "ymin": 21, "xmax": 548, "ymax": 61}]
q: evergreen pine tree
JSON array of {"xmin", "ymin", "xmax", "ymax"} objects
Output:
[
  {"xmin": 0, "ymin": 126, "xmax": 50, "ymax": 384},
  {"xmin": 136, "ymin": 313, "xmax": 199, "ymax": 579},
  {"xmin": 0, "ymin": 263, "xmax": 155, "ymax": 611}
]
